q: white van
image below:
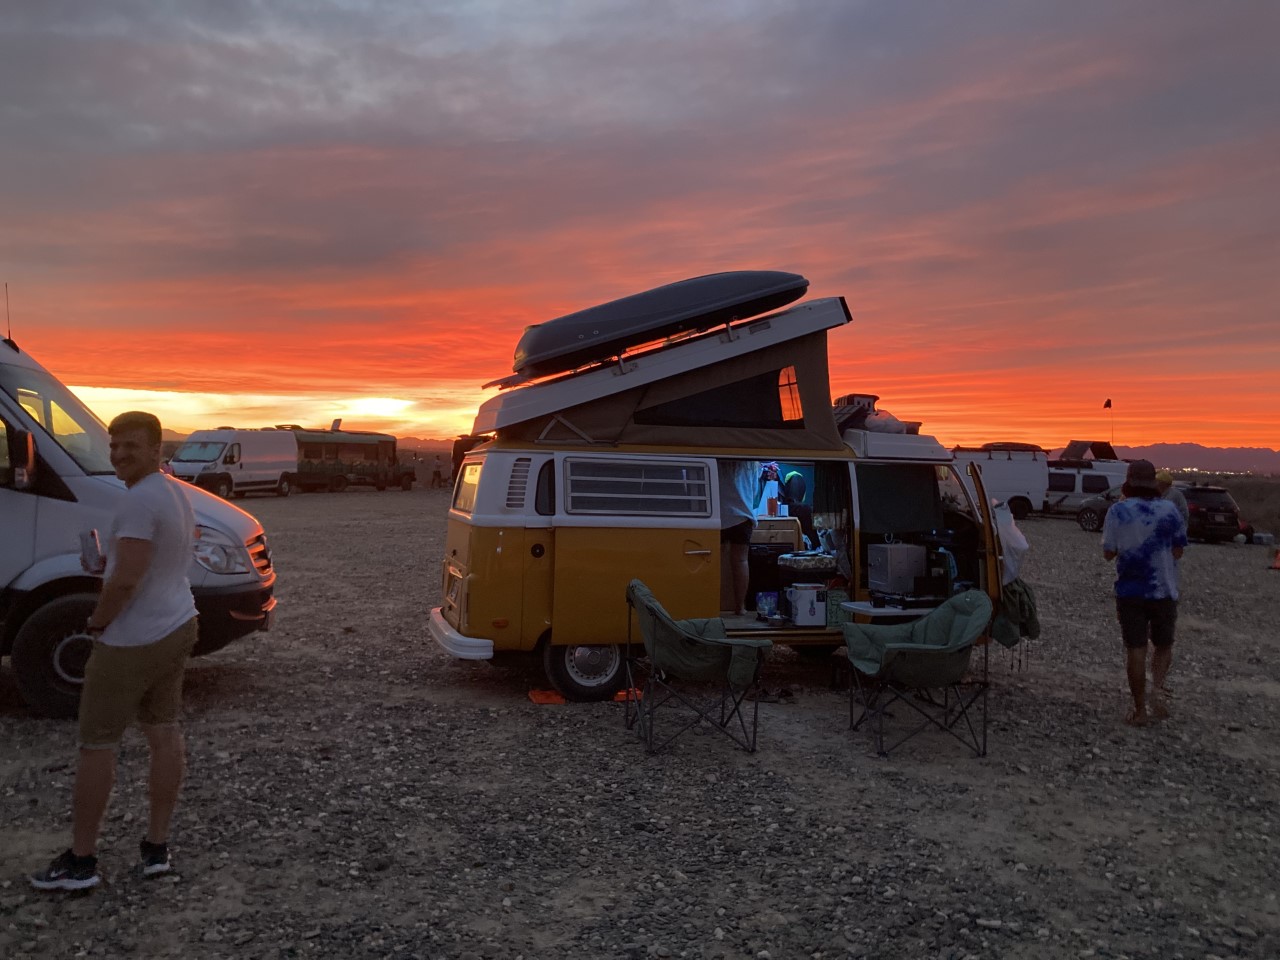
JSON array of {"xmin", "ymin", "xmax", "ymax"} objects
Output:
[
  {"xmin": 951, "ymin": 444, "xmax": 1049, "ymax": 519},
  {"xmin": 428, "ymin": 273, "xmax": 1008, "ymax": 700},
  {"xmin": 170, "ymin": 428, "xmax": 298, "ymax": 499},
  {"xmin": 1043, "ymin": 441, "xmax": 1130, "ymax": 514},
  {"xmin": 0, "ymin": 337, "xmax": 278, "ymax": 716}
]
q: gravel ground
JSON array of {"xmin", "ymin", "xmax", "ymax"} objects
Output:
[{"xmin": 3, "ymin": 487, "xmax": 1278, "ymax": 960}]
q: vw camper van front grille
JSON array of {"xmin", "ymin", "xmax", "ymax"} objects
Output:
[{"xmin": 247, "ymin": 534, "xmax": 273, "ymax": 576}]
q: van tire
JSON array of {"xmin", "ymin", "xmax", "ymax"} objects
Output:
[
  {"xmin": 542, "ymin": 643, "xmax": 624, "ymax": 702},
  {"xmin": 276, "ymin": 475, "xmax": 292, "ymax": 497},
  {"xmin": 11, "ymin": 593, "xmax": 99, "ymax": 719},
  {"xmin": 329, "ymin": 476, "xmax": 348, "ymax": 493},
  {"xmin": 375, "ymin": 479, "xmax": 388, "ymax": 491},
  {"xmin": 1008, "ymin": 498, "xmax": 1031, "ymax": 521},
  {"xmin": 213, "ymin": 476, "xmax": 233, "ymax": 499},
  {"xmin": 400, "ymin": 475, "xmax": 414, "ymax": 491}
]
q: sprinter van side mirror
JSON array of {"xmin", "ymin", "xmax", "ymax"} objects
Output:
[{"xmin": 4, "ymin": 426, "xmax": 36, "ymax": 490}]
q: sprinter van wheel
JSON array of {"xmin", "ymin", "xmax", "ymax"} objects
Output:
[
  {"xmin": 11, "ymin": 593, "xmax": 98, "ymax": 718},
  {"xmin": 276, "ymin": 475, "xmax": 292, "ymax": 497},
  {"xmin": 1077, "ymin": 507, "xmax": 1104, "ymax": 533},
  {"xmin": 1008, "ymin": 497, "xmax": 1032, "ymax": 521},
  {"xmin": 213, "ymin": 476, "xmax": 233, "ymax": 499},
  {"xmin": 542, "ymin": 642, "xmax": 624, "ymax": 702},
  {"xmin": 329, "ymin": 476, "xmax": 348, "ymax": 493}
]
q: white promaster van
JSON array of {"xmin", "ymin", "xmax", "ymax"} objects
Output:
[
  {"xmin": 170, "ymin": 427, "xmax": 299, "ymax": 499},
  {"xmin": 0, "ymin": 337, "xmax": 278, "ymax": 716}
]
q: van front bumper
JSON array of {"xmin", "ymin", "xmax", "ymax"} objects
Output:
[
  {"xmin": 428, "ymin": 607, "xmax": 493, "ymax": 660},
  {"xmin": 192, "ymin": 578, "xmax": 277, "ymax": 656}
]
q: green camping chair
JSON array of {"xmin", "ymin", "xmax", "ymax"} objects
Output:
[
  {"xmin": 842, "ymin": 590, "xmax": 994, "ymax": 758},
  {"xmin": 624, "ymin": 580, "xmax": 773, "ymax": 754}
]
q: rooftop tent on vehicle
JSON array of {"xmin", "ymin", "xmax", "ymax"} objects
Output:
[{"xmin": 496, "ymin": 327, "xmax": 844, "ymax": 450}]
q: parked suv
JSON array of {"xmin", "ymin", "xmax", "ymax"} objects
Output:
[{"xmin": 1183, "ymin": 485, "xmax": 1240, "ymax": 542}]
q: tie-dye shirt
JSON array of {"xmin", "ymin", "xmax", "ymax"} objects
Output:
[{"xmin": 1101, "ymin": 497, "xmax": 1189, "ymax": 600}]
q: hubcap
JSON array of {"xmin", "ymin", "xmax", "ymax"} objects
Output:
[
  {"xmin": 564, "ymin": 645, "xmax": 620, "ymax": 687},
  {"xmin": 53, "ymin": 632, "xmax": 93, "ymax": 686}
]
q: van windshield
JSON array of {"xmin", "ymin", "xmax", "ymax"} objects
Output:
[
  {"xmin": 173, "ymin": 441, "xmax": 225, "ymax": 462},
  {"xmin": 0, "ymin": 362, "xmax": 114, "ymax": 474}
]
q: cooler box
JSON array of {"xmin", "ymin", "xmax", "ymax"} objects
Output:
[
  {"xmin": 867, "ymin": 543, "xmax": 926, "ymax": 594},
  {"xmin": 786, "ymin": 583, "xmax": 826, "ymax": 626}
]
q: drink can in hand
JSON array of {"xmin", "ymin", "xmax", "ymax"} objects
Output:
[{"xmin": 79, "ymin": 530, "xmax": 103, "ymax": 571}]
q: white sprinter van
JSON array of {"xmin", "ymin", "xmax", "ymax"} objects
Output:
[
  {"xmin": 0, "ymin": 337, "xmax": 278, "ymax": 717},
  {"xmin": 428, "ymin": 274, "xmax": 1006, "ymax": 701},
  {"xmin": 170, "ymin": 427, "xmax": 299, "ymax": 499}
]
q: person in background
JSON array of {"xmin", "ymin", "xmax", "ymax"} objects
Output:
[
  {"xmin": 31, "ymin": 412, "xmax": 199, "ymax": 891},
  {"xmin": 1102, "ymin": 459, "xmax": 1187, "ymax": 727},
  {"xmin": 430, "ymin": 454, "xmax": 446, "ymax": 489},
  {"xmin": 1155, "ymin": 469, "xmax": 1189, "ymax": 526},
  {"xmin": 718, "ymin": 459, "xmax": 760, "ymax": 615}
]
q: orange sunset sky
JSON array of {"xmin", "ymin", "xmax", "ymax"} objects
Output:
[{"xmin": 2, "ymin": 2, "xmax": 1277, "ymax": 450}]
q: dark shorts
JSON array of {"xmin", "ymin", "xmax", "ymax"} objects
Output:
[
  {"xmin": 78, "ymin": 618, "xmax": 198, "ymax": 749},
  {"xmin": 1116, "ymin": 597, "xmax": 1177, "ymax": 650},
  {"xmin": 721, "ymin": 519, "xmax": 754, "ymax": 546}
]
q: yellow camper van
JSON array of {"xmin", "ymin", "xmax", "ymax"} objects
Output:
[{"xmin": 428, "ymin": 273, "xmax": 1004, "ymax": 700}]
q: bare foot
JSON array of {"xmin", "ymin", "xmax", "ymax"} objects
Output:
[
  {"xmin": 1150, "ymin": 692, "xmax": 1170, "ymax": 720},
  {"xmin": 1125, "ymin": 705, "xmax": 1148, "ymax": 727}
]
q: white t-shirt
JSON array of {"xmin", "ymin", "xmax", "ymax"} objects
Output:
[{"xmin": 100, "ymin": 472, "xmax": 198, "ymax": 647}]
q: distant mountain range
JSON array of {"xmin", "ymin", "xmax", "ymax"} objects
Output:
[
  {"xmin": 163, "ymin": 430, "xmax": 1277, "ymax": 474},
  {"xmin": 1112, "ymin": 443, "xmax": 1280, "ymax": 475}
]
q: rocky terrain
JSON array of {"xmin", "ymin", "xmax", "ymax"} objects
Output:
[{"xmin": 3, "ymin": 488, "xmax": 1277, "ymax": 959}]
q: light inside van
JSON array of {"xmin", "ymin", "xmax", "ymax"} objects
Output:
[{"xmin": 193, "ymin": 525, "xmax": 251, "ymax": 575}]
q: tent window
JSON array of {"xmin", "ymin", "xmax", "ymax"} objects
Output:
[
  {"xmin": 778, "ymin": 366, "xmax": 802, "ymax": 421},
  {"xmin": 633, "ymin": 368, "xmax": 804, "ymax": 429}
]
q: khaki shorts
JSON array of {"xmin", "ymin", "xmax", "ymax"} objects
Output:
[{"xmin": 78, "ymin": 618, "xmax": 199, "ymax": 749}]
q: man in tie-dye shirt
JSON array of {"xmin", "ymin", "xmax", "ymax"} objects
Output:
[{"xmin": 1102, "ymin": 459, "xmax": 1188, "ymax": 726}]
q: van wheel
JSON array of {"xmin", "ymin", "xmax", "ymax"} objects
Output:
[
  {"xmin": 400, "ymin": 475, "xmax": 414, "ymax": 491},
  {"xmin": 542, "ymin": 643, "xmax": 624, "ymax": 702},
  {"xmin": 1077, "ymin": 507, "xmax": 1103, "ymax": 533},
  {"xmin": 375, "ymin": 479, "xmax": 387, "ymax": 491},
  {"xmin": 10, "ymin": 594, "xmax": 98, "ymax": 718},
  {"xmin": 213, "ymin": 477, "xmax": 233, "ymax": 499},
  {"xmin": 329, "ymin": 476, "xmax": 348, "ymax": 493},
  {"xmin": 276, "ymin": 475, "xmax": 292, "ymax": 497},
  {"xmin": 1009, "ymin": 498, "xmax": 1031, "ymax": 521}
]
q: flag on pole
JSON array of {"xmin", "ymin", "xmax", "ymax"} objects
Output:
[{"xmin": 1103, "ymin": 398, "xmax": 1112, "ymax": 409}]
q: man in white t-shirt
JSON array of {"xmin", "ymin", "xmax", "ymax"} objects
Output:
[{"xmin": 31, "ymin": 412, "xmax": 199, "ymax": 891}]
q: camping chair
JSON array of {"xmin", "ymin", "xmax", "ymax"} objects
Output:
[
  {"xmin": 624, "ymin": 580, "xmax": 773, "ymax": 754},
  {"xmin": 842, "ymin": 590, "xmax": 994, "ymax": 758}
]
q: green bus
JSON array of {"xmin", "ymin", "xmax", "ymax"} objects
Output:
[{"xmin": 278, "ymin": 426, "xmax": 415, "ymax": 492}]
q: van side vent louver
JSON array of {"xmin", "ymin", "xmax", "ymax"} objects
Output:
[{"xmin": 506, "ymin": 458, "xmax": 532, "ymax": 508}]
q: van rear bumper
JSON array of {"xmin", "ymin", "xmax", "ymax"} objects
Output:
[{"xmin": 428, "ymin": 607, "xmax": 493, "ymax": 660}]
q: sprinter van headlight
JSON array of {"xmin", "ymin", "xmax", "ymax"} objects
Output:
[{"xmin": 193, "ymin": 525, "xmax": 251, "ymax": 575}]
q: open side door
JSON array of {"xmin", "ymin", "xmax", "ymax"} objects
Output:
[{"xmin": 967, "ymin": 461, "xmax": 1005, "ymax": 608}]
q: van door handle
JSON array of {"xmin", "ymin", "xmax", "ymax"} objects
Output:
[{"xmin": 684, "ymin": 549, "xmax": 712, "ymax": 556}]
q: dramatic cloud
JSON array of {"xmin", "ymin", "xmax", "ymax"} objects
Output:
[{"xmin": 2, "ymin": 0, "xmax": 1276, "ymax": 445}]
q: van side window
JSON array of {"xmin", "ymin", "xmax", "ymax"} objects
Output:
[
  {"xmin": 224, "ymin": 443, "xmax": 240, "ymax": 465},
  {"xmin": 453, "ymin": 462, "xmax": 482, "ymax": 514},
  {"xmin": 854, "ymin": 463, "xmax": 943, "ymax": 535},
  {"xmin": 535, "ymin": 460, "xmax": 555, "ymax": 516},
  {"xmin": 0, "ymin": 418, "xmax": 10, "ymax": 481},
  {"xmin": 1047, "ymin": 472, "xmax": 1075, "ymax": 493},
  {"xmin": 564, "ymin": 458, "xmax": 710, "ymax": 516},
  {"xmin": 1082, "ymin": 474, "xmax": 1111, "ymax": 494}
]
